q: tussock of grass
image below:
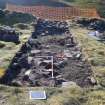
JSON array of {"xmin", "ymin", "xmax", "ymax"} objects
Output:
[
  {"xmin": 0, "ymin": 41, "xmax": 6, "ymax": 48},
  {"xmin": 48, "ymin": 86, "xmax": 82, "ymax": 105},
  {"xmin": 0, "ymin": 68, "xmax": 5, "ymax": 77},
  {"xmin": 14, "ymin": 23, "xmax": 29, "ymax": 30},
  {"xmin": 86, "ymin": 90, "xmax": 105, "ymax": 105}
]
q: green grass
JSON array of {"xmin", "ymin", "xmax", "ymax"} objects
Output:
[
  {"xmin": 0, "ymin": 84, "xmax": 105, "ymax": 105},
  {"xmin": 0, "ymin": 85, "xmax": 84, "ymax": 105},
  {"xmin": 71, "ymin": 25, "xmax": 105, "ymax": 87},
  {"xmin": 62, "ymin": 0, "xmax": 105, "ymax": 18},
  {"xmin": 0, "ymin": 25, "xmax": 33, "ymax": 74},
  {"xmin": 85, "ymin": 89, "xmax": 105, "ymax": 105}
]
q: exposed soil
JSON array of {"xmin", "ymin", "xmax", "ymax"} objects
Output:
[{"xmin": 0, "ymin": 19, "xmax": 93, "ymax": 87}]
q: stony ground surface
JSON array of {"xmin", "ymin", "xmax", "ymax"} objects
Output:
[{"xmin": 0, "ymin": 20, "xmax": 93, "ymax": 87}]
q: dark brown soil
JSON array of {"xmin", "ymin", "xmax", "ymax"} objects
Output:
[{"xmin": 0, "ymin": 19, "xmax": 93, "ymax": 87}]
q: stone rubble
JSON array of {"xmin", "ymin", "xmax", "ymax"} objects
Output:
[
  {"xmin": 0, "ymin": 19, "xmax": 93, "ymax": 87},
  {"xmin": 0, "ymin": 26, "xmax": 20, "ymax": 43}
]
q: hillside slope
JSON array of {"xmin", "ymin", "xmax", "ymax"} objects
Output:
[
  {"xmin": 63, "ymin": 0, "xmax": 105, "ymax": 18},
  {"xmin": 0, "ymin": 0, "xmax": 69, "ymax": 9},
  {"xmin": 0, "ymin": 0, "xmax": 105, "ymax": 18}
]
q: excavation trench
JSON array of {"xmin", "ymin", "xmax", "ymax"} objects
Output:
[{"xmin": 0, "ymin": 19, "xmax": 93, "ymax": 87}]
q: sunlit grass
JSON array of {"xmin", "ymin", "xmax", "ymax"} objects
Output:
[
  {"xmin": 71, "ymin": 26, "xmax": 105, "ymax": 86},
  {"xmin": 0, "ymin": 25, "xmax": 33, "ymax": 69},
  {"xmin": 0, "ymin": 68, "xmax": 5, "ymax": 77},
  {"xmin": 86, "ymin": 90, "xmax": 105, "ymax": 105}
]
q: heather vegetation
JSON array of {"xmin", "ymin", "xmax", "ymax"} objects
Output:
[
  {"xmin": 63, "ymin": 0, "xmax": 105, "ymax": 18},
  {"xmin": 0, "ymin": 9, "xmax": 35, "ymax": 25}
]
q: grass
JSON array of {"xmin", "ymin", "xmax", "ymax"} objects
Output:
[
  {"xmin": 71, "ymin": 25, "xmax": 105, "ymax": 87},
  {"xmin": 47, "ymin": 86, "xmax": 82, "ymax": 105},
  {"xmin": 0, "ymin": 68, "xmax": 5, "ymax": 78},
  {"xmin": 0, "ymin": 24, "xmax": 33, "ymax": 77},
  {"xmin": 1, "ymin": 22, "xmax": 105, "ymax": 105},
  {"xmin": 0, "ymin": 84, "xmax": 105, "ymax": 105},
  {"xmin": 85, "ymin": 89, "xmax": 105, "ymax": 105},
  {"xmin": 0, "ymin": 84, "xmax": 84, "ymax": 105},
  {"xmin": 0, "ymin": 41, "xmax": 6, "ymax": 48}
]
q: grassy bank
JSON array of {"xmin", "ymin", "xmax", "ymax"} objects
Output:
[
  {"xmin": 0, "ymin": 84, "xmax": 105, "ymax": 105},
  {"xmin": 71, "ymin": 26, "xmax": 105, "ymax": 87},
  {"xmin": 0, "ymin": 24, "xmax": 33, "ymax": 77}
]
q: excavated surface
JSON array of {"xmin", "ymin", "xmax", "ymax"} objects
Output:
[{"xmin": 0, "ymin": 19, "xmax": 93, "ymax": 87}]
